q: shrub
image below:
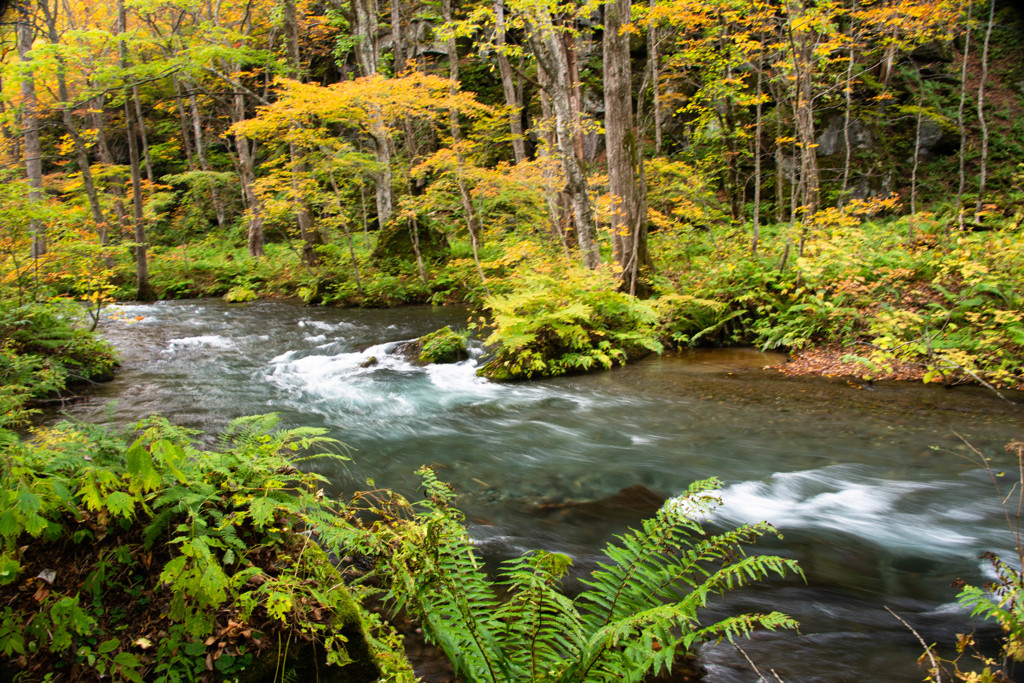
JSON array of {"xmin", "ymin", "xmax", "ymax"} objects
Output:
[
  {"xmin": 0, "ymin": 415, "xmax": 410, "ymax": 682},
  {"xmin": 477, "ymin": 263, "xmax": 662, "ymax": 380}
]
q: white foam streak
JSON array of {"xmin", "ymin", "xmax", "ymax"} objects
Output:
[
  {"xmin": 716, "ymin": 467, "xmax": 979, "ymax": 557},
  {"xmin": 167, "ymin": 335, "xmax": 234, "ymax": 350}
]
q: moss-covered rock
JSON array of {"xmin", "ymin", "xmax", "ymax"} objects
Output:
[
  {"xmin": 394, "ymin": 326, "xmax": 469, "ymax": 365},
  {"xmin": 418, "ymin": 326, "xmax": 469, "ymax": 364},
  {"xmin": 223, "ymin": 286, "xmax": 259, "ymax": 303}
]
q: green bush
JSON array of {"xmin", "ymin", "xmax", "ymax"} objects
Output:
[
  {"xmin": 0, "ymin": 298, "xmax": 118, "ymax": 429},
  {"xmin": 0, "ymin": 415, "xmax": 409, "ymax": 682},
  {"xmin": 477, "ymin": 263, "xmax": 663, "ymax": 381}
]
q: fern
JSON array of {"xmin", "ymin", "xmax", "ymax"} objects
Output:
[{"xmin": 367, "ymin": 473, "xmax": 802, "ymax": 682}]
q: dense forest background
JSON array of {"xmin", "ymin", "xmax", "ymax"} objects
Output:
[{"xmin": 1, "ymin": 0, "xmax": 1023, "ymax": 386}]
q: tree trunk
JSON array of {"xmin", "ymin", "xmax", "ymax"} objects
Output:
[
  {"xmin": 90, "ymin": 101, "xmax": 132, "ymax": 240},
  {"xmin": 910, "ymin": 64, "xmax": 924, "ymax": 217},
  {"xmin": 604, "ymin": 0, "xmax": 648, "ymax": 291},
  {"xmin": 283, "ymin": 0, "xmax": 325, "ymax": 264},
  {"xmin": 444, "ymin": 0, "xmax": 489, "ymax": 293},
  {"xmin": 189, "ymin": 88, "xmax": 227, "ymax": 229},
  {"xmin": 232, "ymin": 92, "xmax": 265, "ymax": 258},
  {"xmin": 125, "ymin": 96, "xmax": 153, "ymax": 300},
  {"xmin": 787, "ymin": 0, "xmax": 819, "ymax": 217},
  {"xmin": 391, "ymin": 0, "xmax": 407, "ymax": 73},
  {"xmin": 648, "ymin": 0, "xmax": 662, "ymax": 155},
  {"xmin": 527, "ymin": 11, "xmax": 599, "ymax": 269},
  {"xmin": 537, "ymin": 72, "xmax": 571, "ymax": 257},
  {"xmin": 132, "ymin": 85, "xmax": 155, "ymax": 184},
  {"xmin": 752, "ymin": 55, "xmax": 763, "ymax": 256},
  {"xmin": 173, "ymin": 76, "xmax": 198, "ymax": 171},
  {"xmin": 954, "ymin": 1, "xmax": 973, "ymax": 232},
  {"xmin": 116, "ymin": 0, "xmax": 153, "ymax": 300},
  {"xmin": 494, "ymin": 0, "xmax": 526, "ymax": 164},
  {"xmin": 974, "ymin": 0, "xmax": 994, "ymax": 221},
  {"xmin": 40, "ymin": 0, "xmax": 110, "ymax": 247},
  {"xmin": 839, "ymin": 6, "xmax": 857, "ymax": 209},
  {"xmin": 353, "ymin": 0, "xmax": 394, "ymax": 229},
  {"xmin": 17, "ymin": 10, "xmax": 45, "ymax": 259}
]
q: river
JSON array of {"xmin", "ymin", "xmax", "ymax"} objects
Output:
[{"xmin": 62, "ymin": 299, "xmax": 1024, "ymax": 682}]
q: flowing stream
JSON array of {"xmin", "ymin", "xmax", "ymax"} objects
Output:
[{"xmin": 62, "ymin": 300, "xmax": 1024, "ymax": 682}]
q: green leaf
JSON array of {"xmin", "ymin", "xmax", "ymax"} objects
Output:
[
  {"xmin": 248, "ymin": 497, "xmax": 277, "ymax": 527},
  {"xmin": 97, "ymin": 638, "xmax": 120, "ymax": 654},
  {"xmin": 105, "ymin": 491, "xmax": 136, "ymax": 520}
]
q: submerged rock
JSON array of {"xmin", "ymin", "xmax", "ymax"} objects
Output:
[{"xmin": 532, "ymin": 485, "xmax": 668, "ymax": 522}]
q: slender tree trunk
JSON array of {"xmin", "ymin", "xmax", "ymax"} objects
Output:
[
  {"xmin": 910, "ymin": 64, "xmax": 925, "ymax": 217},
  {"xmin": 974, "ymin": 0, "xmax": 994, "ymax": 221},
  {"xmin": 444, "ymin": 0, "xmax": 489, "ymax": 293},
  {"xmin": 283, "ymin": 0, "xmax": 325, "ymax": 264},
  {"xmin": 353, "ymin": 0, "xmax": 394, "ymax": 229},
  {"xmin": 604, "ymin": 0, "xmax": 648, "ymax": 292},
  {"xmin": 125, "ymin": 97, "xmax": 153, "ymax": 300},
  {"xmin": 90, "ymin": 102, "xmax": 132, "ymax": 239},
  {"xmin": 648, "ymin": 0, "xmax": 662, "ymax": 155},
  {"xmin": 787, "ymin": 0, "xmax": 819, "ymax": 217},
  {"xmin": 39, "ymin": 1, "xmax": 109, "ymax": 248},
  {"xmin": 752, "ymin": 56, "xmax": 763, "ymax": 256},
  {"xmin": 116, "ymin": 0, "xmax": 153, "ymax": 299},
  {"xmin": 527, "ymin": 11, "xmax": 599, "ymax": 268},
  {"xmin": 17, "ymin": 10, "xmax": 45, "ymax": 259},
  {"xmin": 537, "ymin": 73, "xmax": 571, "ymax": 257},
  {"xmin": 189, "ymin": 88, "xmax": 227, "ymax": 229},
  {"xmin": 232, "ymin": 92, "xmax": 265, "ymax": 257},
  {"xmin": 132, "ymin": 85, "xmax": 155, "ymax": 184},
  {"xmin": 327, "ymin": 168, "xmax": 365, "ymax": 296},
  {"xmin": 494, "ymin": 0, "xmax": 526, "ymax": 164},
  {"xmin": 391, "ymin": 0, "xmax": 406, "ymax": 73},
  {"xmin": 775, "ymin": 98, "xmax": 785, "ymax": 223},
  {"xmin": 839, "ymin": 7, "xmax": 856, "ymax": 209},
  {"xmin": 408, "ymin": 218, "xmax": 427, "ymax": 284},
  {"xmin": 173, "ymin": 76, "xmax": 198, "ymax": 170},
  {"xmin": 955, "ymin": 0, "xmax": 973, "ymax": 232}
]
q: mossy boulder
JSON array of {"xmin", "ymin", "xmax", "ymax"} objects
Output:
[
  {"xmin": 223, "ymin": 286, "xmax": 259, "ymax": 303},
  {"xmin": 419, "ymin": 326, "xmax": 469, "ymax": 364},
  {"xmin": 394, "ymin": 326, "xmax": 469, "ymax": 365}
]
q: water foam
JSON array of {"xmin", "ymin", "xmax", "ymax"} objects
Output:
[
  {"xmin": 715, "ymin": 466, "xmax": 983, "ymax": 557},
  {"xmin": 166, "ymin": 335, "xmax": 234, "ymax": 350}
]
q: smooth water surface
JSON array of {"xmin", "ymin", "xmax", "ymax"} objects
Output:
[{"xmin": 63, "ymin": 300, "xmax": 1024, "ymax": 682}]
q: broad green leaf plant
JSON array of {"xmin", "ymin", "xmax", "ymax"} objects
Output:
[{"xmin": 0, "ymin": 414, "xmax": 409, "ymax": 682}]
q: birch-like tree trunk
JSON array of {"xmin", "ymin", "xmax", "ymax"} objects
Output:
[
  {"xmin": 954, "ymin": 0, "xmax": 973, "ymax": 231},
  {"xmin": 974, "ymin": 0, "xmax": 994, "ymax": 220},
  {"xmin": 283, "ymin": 0, "xmax": 325, "ymax": 265},
  {"xmin": 787, "ymin": 0, "xmax": 819, "ymax": 217}
]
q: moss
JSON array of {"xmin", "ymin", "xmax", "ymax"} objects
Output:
[
  {"xmin": 418, "ymin": 326, "xmax": 469, "ymax": 364},
  {"xmin": 223, "ymin": 286, "xmax": 259, "ymax": 303}
]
